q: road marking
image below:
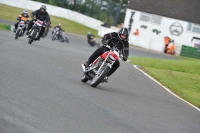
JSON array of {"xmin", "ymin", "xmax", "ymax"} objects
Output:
[{"xmin": 133, "ymin": 65, "xmax": 200, "ymax": 112}]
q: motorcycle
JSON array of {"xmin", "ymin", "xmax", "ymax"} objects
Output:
[
  {"xmin": 15, "ymin": 20, "xmax": 27, "ymax": 39},
  {"xmin": 52, "ymin": 29, "xmax": 69, "ymax": 43},
  {"xmin": 88, "ymin": 37, "xmax": 100, "ymax": 48},
  {"xmin": 59, "ymin": 31, "xmax": 69, "ymax": 43},
  {"xmin": 27, "ymin": 19, "xmax": 46, "ymax": 44},
  {"xmin": 81, "ymin": 38, "xmax": 122, "ymax": 87},
  {"xmin": 52, "ymin": 27, "xmax": 60, "ymax": 40}
]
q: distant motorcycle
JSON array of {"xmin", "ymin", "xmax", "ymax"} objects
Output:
[
  {"xmin": 88, "ymin": 38, "xmax": 100, "ymax": 48},
  {"xmin": 15, "ymin": 20, "xmax": 27, "ymax": 39},
  {"xmin": 27, "ymin": 19, "xmax": 46, "ymax": 44},
  {"xmin": 52, "ymin": 29, "xmax": 69, "ymax": 43}
]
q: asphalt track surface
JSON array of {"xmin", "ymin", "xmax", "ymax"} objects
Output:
[{"xmin": 0, "ymin": 30, "xmax": 199, "ymax": 133}]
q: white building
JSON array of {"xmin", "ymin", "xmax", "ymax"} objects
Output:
[{"xmin": 124, "ymin": 0, "xmax": 200, "ymax": 54}]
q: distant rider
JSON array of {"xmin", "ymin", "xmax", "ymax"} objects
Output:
[
  {"xmin": 53, "ymin": 23, "xmax": 64, "ymax": 38},
  {"xmin": 84, "ymin": 28, "xmax": 129, "ymax": 82},
  {"xmin": 87, "ymin": 32, "xmax": 95, "ymax": 45},
  {"xmin": 26, "ymin": 5, "xmax": 51, "ymax": 40},
  {"xmin": 14, "ymin": 10, "xmax": 30, "ymax": 34},
  {"xmin": 54, "ymin": 23, "xmax": 63, "ymax": 31}
]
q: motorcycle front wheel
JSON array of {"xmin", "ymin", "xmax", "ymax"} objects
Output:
[
  {"xmin": 15, "ymin": 29, "xmax": 21, "ymax": 39},
  {"xmin": 91, "ymin": 66, "xmax": 110, "ymax": 87},
  {"xmin": 52, "ymin": 33, "xmax": 56, "ymax": 40},
  {"xmin": 28, "ymin": 30, "xmax": 37, "ymax": 44}
]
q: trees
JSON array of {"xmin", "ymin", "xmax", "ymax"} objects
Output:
[{"xmin": 33, "ymin": 0, "xmax": 129, "ymax": 25}]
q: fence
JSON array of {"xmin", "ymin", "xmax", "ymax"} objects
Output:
[{"xmin": 180, "ymin": 45, "xmax": 200, "ymax": 59}]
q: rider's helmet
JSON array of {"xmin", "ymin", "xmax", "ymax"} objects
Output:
[
  {"xmin": 23, "ymin": 10, "xmax": 28, "ymax": 17},
  {"xmin": 58, "ymin": 23, "xmax": 61, "ymax": 27},
  {"xmin": 118, "ymin": 27, "xmax": 129, "ymax": 41},
  {"xmin": 40, "ymin": 5, "xmax": 47, "ymax": 12},
  {"xmin": 87, "ymin": 32, "xmax": 91, "ymax": 35}
]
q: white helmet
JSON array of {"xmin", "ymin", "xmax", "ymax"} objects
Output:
[
  {"xmin": 23, "ymin": 10, "xmax": 28, "ymax": 16},
  {"xmin": 23, "ymin": 10, "xmax": 28, "ymax": 14},
  {"xmin": 58, "ymin": 23, "xmax": 61, "ymax": 26}
]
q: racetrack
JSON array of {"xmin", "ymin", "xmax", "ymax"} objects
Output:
[{"xmin": 0, "ymin": 30, "xmax": 199, "ymax": 133}]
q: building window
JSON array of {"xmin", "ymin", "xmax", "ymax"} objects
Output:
[
  {"xmin": 187, "ymin": 23, "xmax": 200, "ymax": 34},
  {"xmin": 140, "ymin": 12, "xmax": 162, "ymax": 25}
]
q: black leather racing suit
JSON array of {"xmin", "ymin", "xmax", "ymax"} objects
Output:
[
  {"xmin": 27, "ymin": 10, "xmax": 51, "ymax": 38},
  {"xmin": 87, "ymin": 32, "xmax": 129, "ymax": 77}
]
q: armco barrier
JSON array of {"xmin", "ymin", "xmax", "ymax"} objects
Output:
[
  {"xmin": 180, "ymin": 45, "xmax": 200, "ymax": 59},
  {"xmin": 7, "ymin": 25, "xmax": 14, "ymax": 31},
  {"xmin": 0, "ymin": 0, "xmax": 103, "ymax": 30}
]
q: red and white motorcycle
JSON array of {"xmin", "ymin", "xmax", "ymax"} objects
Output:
[
  {"xmin": 28, "ymin": 19, "xmax": 46, "ymax": 44},
  {"xmin": 81, "ymin": 38, "xmax": 123, "ymax": 87}
]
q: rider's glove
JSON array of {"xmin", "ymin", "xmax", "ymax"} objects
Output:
[{"xmin": 122, "ymin": 57, "xmax": 127, "ymax": 61}]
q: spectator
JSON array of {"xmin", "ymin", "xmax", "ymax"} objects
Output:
[
  {"xmin": 164, "ymin": 36, "xmax": 171, "ymax": 53},
  {"xmin": 167, "ymin": 43, "xmax": 176, "ymax": 55},
  {"xmin": 134, "ymin": 29, "xmax": 139, "ymax": 36}
]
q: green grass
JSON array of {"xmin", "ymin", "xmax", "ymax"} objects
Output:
[
  {"xmin": 129, "ymin": 57, "xmax": 200, "ymax": 108},
  {"xmin": 0, "ymin": 23, "xmax": 9, "ymax": 31},
  {"xmin": 0, "ymin": 4, "xmax": 97, "ymax": 36}
]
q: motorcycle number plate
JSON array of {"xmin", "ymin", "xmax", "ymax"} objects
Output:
[
  {"xmin": 36, "ymin": 20, "xmax": 43, "ymax": 26},
  {"xmin": 20, "ymin": 21, "xmax": 25, "ymax": 24}
]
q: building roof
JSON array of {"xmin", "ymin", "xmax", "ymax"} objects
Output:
[{"xmin": 128, "ymin": 0, "xmax": 200, "ymax": 24}]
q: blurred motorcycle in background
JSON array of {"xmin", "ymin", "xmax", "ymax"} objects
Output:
[
  {"xmin": 52, "ymin": 28, "xmax": 69, "ymax": 43},
  {"xmin": 15, "ymin": 20, "xmax": 29, "ymax": 39}
]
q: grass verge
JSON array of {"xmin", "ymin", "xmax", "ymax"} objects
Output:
[
  {"xmin": 0, "ymin": 4, "xmax": 97, "ymax": 36},
  {"xmin": 129, "ymin": 57, "xmax": 200, "ymax": 108},
  {"xmin": 0, "ymin": 23, "xmax": 9, "ymax": 31}
]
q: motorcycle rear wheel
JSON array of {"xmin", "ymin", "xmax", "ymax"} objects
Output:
[{"xmin": 91, "ymin": 66, "xmax": 110, "ymax": 87}]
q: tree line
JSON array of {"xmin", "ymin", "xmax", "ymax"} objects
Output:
[{"xmin": 32, "ymin": 0, "xmax": 129, "ymax": 26}]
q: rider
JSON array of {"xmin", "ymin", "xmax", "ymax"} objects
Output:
[
  {"xmin": 84, "ymin": 27, "xmax": 129, "ymax": 82},
  {"xmin": 14, "ymin": 10, "xmax": 30, "ymax": 34},
  {"xmin": 53, "ymin": 23, "xmax": 63, "ymax": 38},
  {"xmin": 26, "ymin": 5, "xmax": 51, "ymax": 40},
  {"xmin": 54, "ymin": 23, "xmax": 63, "ymax": 31},
  {"xmin": 87, "ymin": 32, "xmax": 95, "ymax": 44}
]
